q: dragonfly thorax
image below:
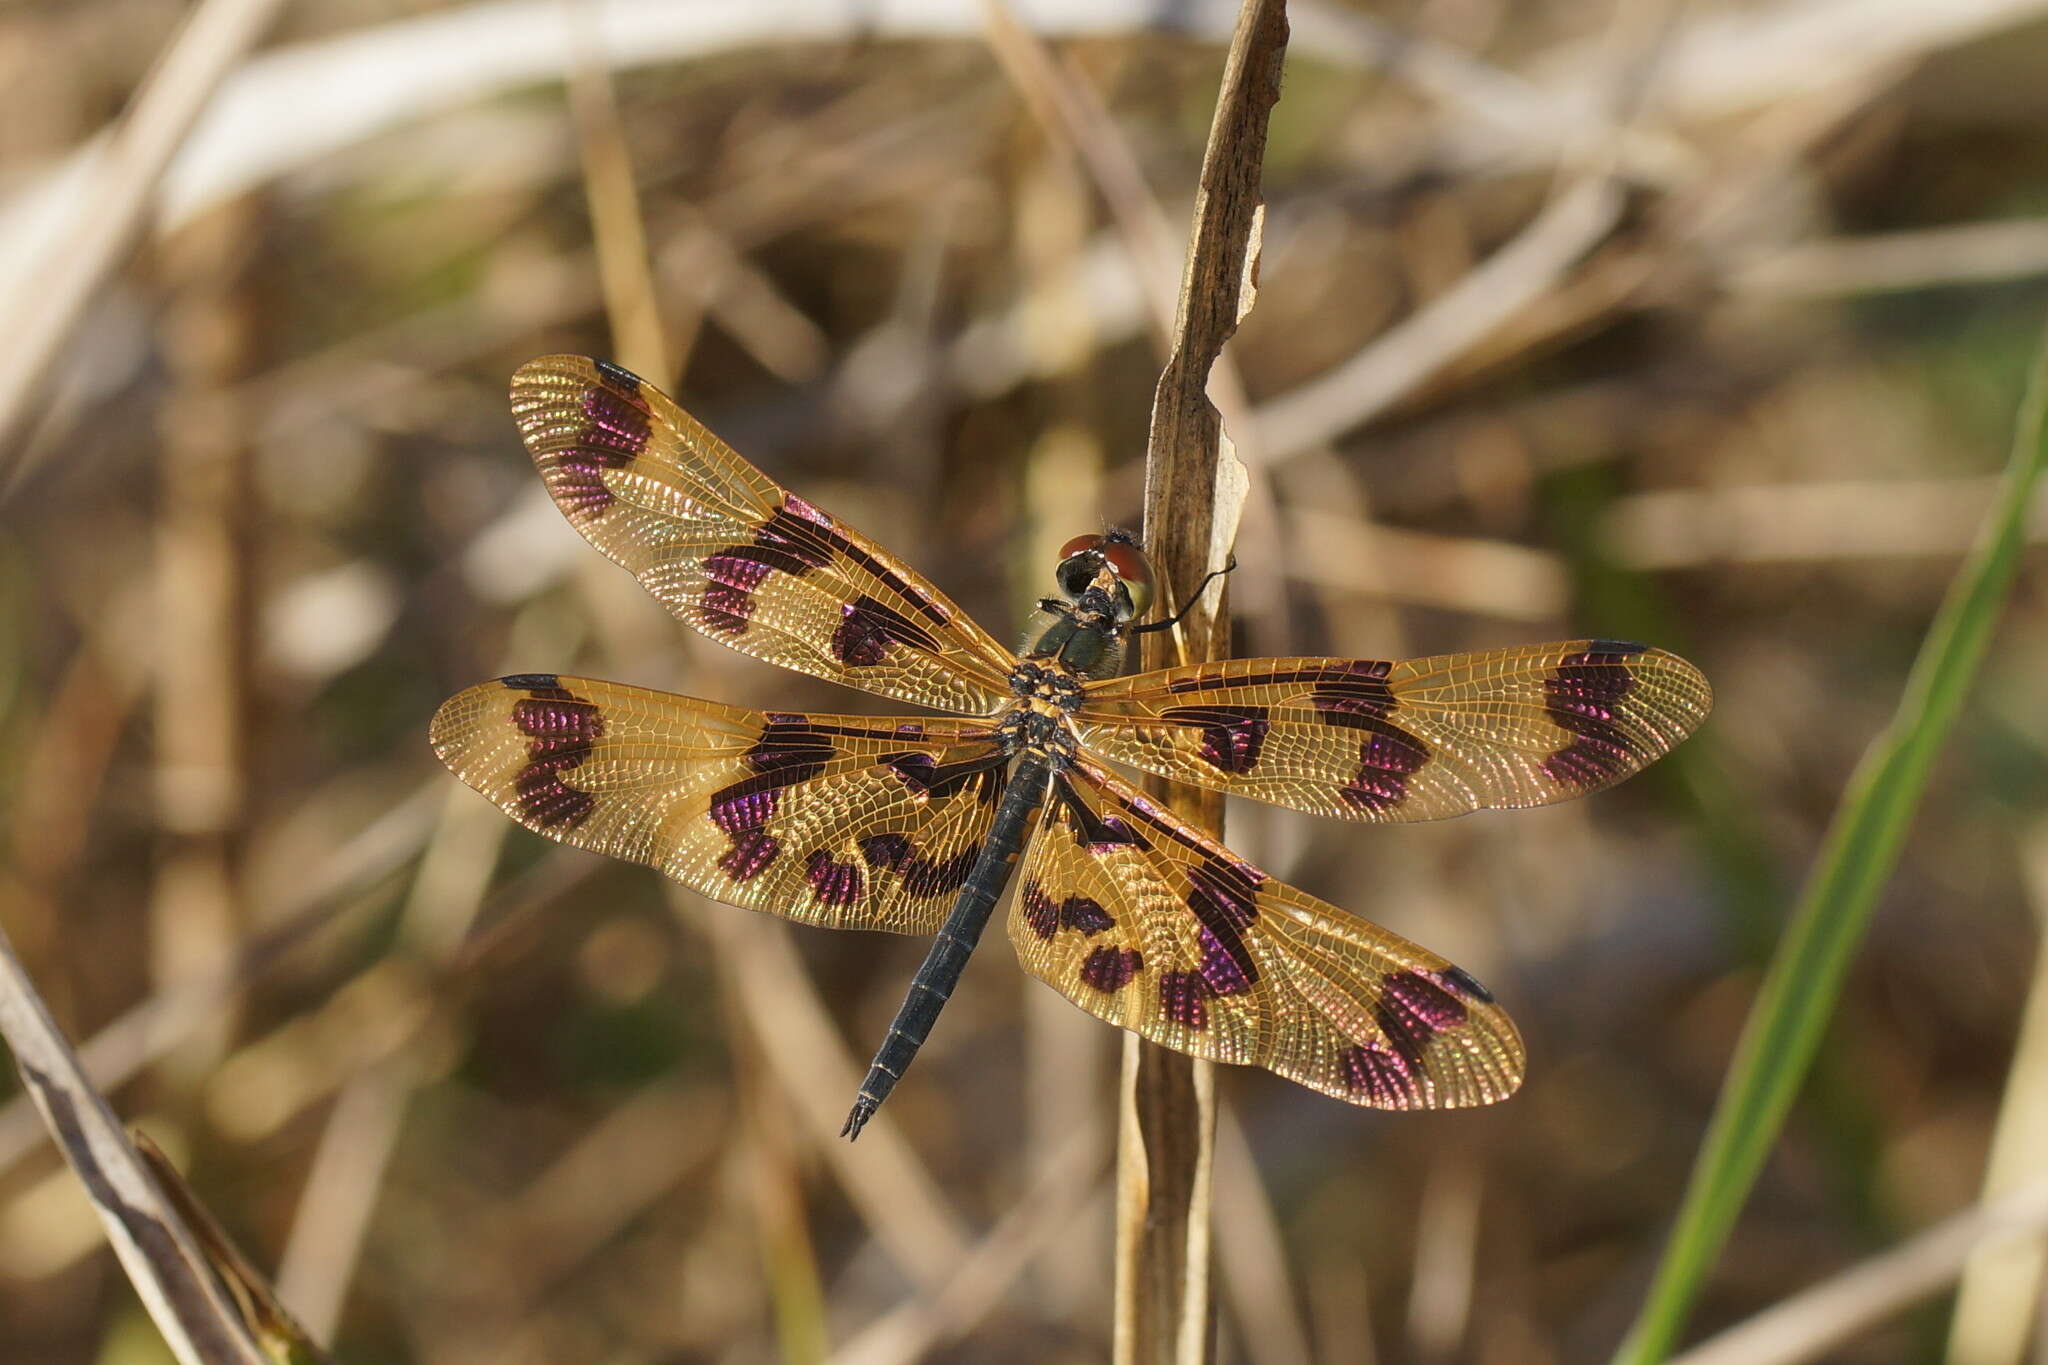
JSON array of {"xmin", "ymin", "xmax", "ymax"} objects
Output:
[
  {"xmin": 998, "ymin": 660, "xmax": 1086, "ymax": 760},
  {"xmin": 1018, "ymin": 600, "xmax": 1126, "ymax": 681}
]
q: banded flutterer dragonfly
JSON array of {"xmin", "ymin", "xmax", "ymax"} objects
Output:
[{"xmin": 430, "ymin": 356, "xmax": 1712, "ymax": 1139}]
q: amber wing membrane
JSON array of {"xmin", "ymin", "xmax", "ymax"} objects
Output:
[
  {"xmin": 1008, "ymin": 756, "xmax": 1524, "ymax": 1108},
  {"xmin": 511, "ymin": 356, "xmax": 1018, "ymax": 716},
  {"xmin": 1075, "ymin": 640, "xmax": 1711, "ymax": 822},
  {"xmin": 430, "ymin": 674, "xmax": 1008, "ymax": 933}
]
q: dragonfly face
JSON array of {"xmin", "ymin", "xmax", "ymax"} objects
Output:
[
  {"xmin": 1019, "ymin": 531, "xmax": 1155, "ymax": 682},
  {"xmin": 432, "ymin": 356, "xmax": 1714, "ymax": 1141}
]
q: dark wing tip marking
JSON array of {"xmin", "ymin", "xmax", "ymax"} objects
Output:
[
  {"xmin": 1440, "ymin": 965, "xmax": 1496, "ymax": 1003},
  {"xmin": 500, "ymin": 673, "xmax": 562, "ymax": 691},
  {"xmin": 592, "ymin": 357, "xmax": 644, "ymax": 391}
]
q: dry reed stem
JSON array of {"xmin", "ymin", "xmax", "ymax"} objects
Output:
[
  {"xmin": 1730, "ymin": 217, "xmax": 2048, "ymax": 297},
  {"xmin": 0, "ymin": 920, "xmax": 269, "ymax": 1365},
  {"xmin": 978, "ymin": 0, "xmax": 1292, "ymax": 645},
  {"xmin": 1665, "ymin": 1178, "xmax": 2048, "ymax": 1365},
  {"xmin": 27, "ymin": 0, "xmax": 1986, "ymax": 282},
  {"xmin": 151, "ymin": 197, "xmax": 262, "ymax": 1085},
  {"xmin": 1942, "ymin": 827, "xmax": 2048, "ymax": 1365},
  {"xmin": 270, "ymin": 788, "xmax": 509, "ymax": 1339},
  {"xmin": 0, "ymin": 0, "xmax": 285, "ymax": 471},
  {"xmin": 134, "ymin": 1132, "xmax": 333, "ymax": 1364},
  {"xmin": 1123, "ymin": 1, "xmax": 1283, "ymax": 1359},
  {"xmin": 980, "ymin": 0, "xmax": 1182, "ymax": 336},
  {"xmin": 492, "ymin": 1079, "xmax": 725, "ymax": 1299},
  {"xmin": 566, "ymin": 46, "xmax": 846, "ymax": 1348},
  {"xmin": 1405, "ymin": 1152, "xmax": 1483, "ymax": 1362},
  {"xmin": 569, "ymin": 15, "xmax": 673, "ymax": 386},
  {"xmin": 1253, "ymin": 173, "xmax": 1624, "ymax": 458},
  {"xmin": 271, "ymin": 1069, "xmax": 410, "ymax": 1343},
  {"xmin": 1213, "ymin": 1108, "xmax": 1313, "ymax": 1365},
  {"xmin": 1, "ymin": 614, "xmax": 151, "ymax": 978},
  {"xmin": 830, "ymin": 1126, "xmax": 1109, "ymax": 1365},
  {"xmin": 694, "ymin": 903, "xmax": 971, "ymax": 1287},
  {"xmin": 0, "ymin": 780, "xmax": 440, "ymax": 1175}
]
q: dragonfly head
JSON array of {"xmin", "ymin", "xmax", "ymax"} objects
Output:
[{"xmin": 1054, "ymin": 529, "xmax": 1155, "ymax": 625}]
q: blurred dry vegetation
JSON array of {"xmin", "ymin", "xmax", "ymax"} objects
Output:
[{"xmin": 5, "ymin": 0, "xmax": 2048, "ymax": 1362}]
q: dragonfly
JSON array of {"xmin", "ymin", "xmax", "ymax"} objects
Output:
[{"xmin": 431, "ymin": 355, "xmax": 1712, "ymax": 1140}]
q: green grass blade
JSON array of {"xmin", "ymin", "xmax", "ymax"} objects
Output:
[{"xmin": 1611, "ymin": 317, "xmax": 2048, "ymax": 1365}]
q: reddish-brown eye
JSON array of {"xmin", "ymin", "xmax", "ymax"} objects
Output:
[
  {"xmin": 1100, "ymin": 541, "xmax": 1152, "ymax": 587},
  {"xmin": 1058, "ymin": 533, "xmax": 1103, "ymax": 560}
]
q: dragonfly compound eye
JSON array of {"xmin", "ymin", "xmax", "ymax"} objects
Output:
[{"xmin": 1098, "ymin": 541, "xmax": 1155, "ymax": 617}]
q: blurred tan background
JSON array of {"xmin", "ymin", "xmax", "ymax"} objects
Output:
[{"xmin": 5, "ymin": 0, "xmax": 2048, "ymax": 1361}]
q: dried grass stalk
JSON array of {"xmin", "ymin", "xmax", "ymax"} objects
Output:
[{"xmin": 1119, "ymin": 2, "xmax": 1284, "ymax": 1360}]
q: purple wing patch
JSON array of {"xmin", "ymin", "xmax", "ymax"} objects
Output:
[
  {"xmin": 1542, "ymin": 640, "xmax": 1647, "ymax": 788},
  {"xmin": 805, "ymin": 849, "xmax": 865, "ymax": 908},
  {"xmin": 1338, "ymin": 728, "xmax": 1432, "ymax": 814},
  {"xmin": 700, "ymin": 505, "xmax": 835, "ymax": 636},
  {"xmin": 1163, "ymin": 704, "xmax": 1270, "ymax": 775},
  {"xmin": 541, "ymin": 375, "xmax": 650, "ymax": 518},
  {"xmin": 880, "ymin": 748, "xmax": 1009, "ymax": 803},
  {"xmin": 1305, "ymin": 660, "xmax": 1398, "ymax": 718},
  {"xmin": 504, "ymin": 676, "xmax": 604, "ymax": 829},
  {"xmin": 1159, "ymin": 969, "xmax": 1209, "ymax": 1031},
  {"xmin": 705, "ymin": 717, "xmax": 834, "ymax": 881},
  {"xmin": 1339, "ymin": 1041, "xmax": 1414, "ymax": 1104},
  {"xmin": 834, "ymin": 594, "xmax": 944, "ymax": 668},
  {"xmin": 1021, "ymin": 880, "xmax": 1115, "ymax": 940},
  {"xmin": 859, "ymin": 833, "xmax": 982, "ymax": 900},
  {"xmin": 1196, "ymin": 926, "xmax": 1256, "ymax": 997},
  {"xmin": 1055, "ymin": 779, "xmax": 1152, "ymax": 853},
  {"xmin": 1080, "ymin": 946, "xmax": 1143, "ymax": 993},
  {"xmin": 718, "ymin": 830, "xmax": 780, "ymax": 881},
  {"xmin": 1061, "ymin": 896, "xmax": 1114, "ymax": 936},
  {"xmin": 1185, "ymin": 856, "xmax": 1263, "ymax": 991},
  {"xmin": 698, "ymin": 491, "xmax": 957, "ymax": 644},
  {"xmin": 1303, "ymin": 661, "xmax": 1433, "ymax": 814},
  {"xmin": 1021, "ymin": 879, "xmax": 1059, "ymax": 939},
  {"xmin": 1372, "ymin": 970, "xmax": 1468, "ymax": 1071},
  {"xmin": 1146, "ymin": 929, "xmax": 1253, "ymax": 1035}
]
